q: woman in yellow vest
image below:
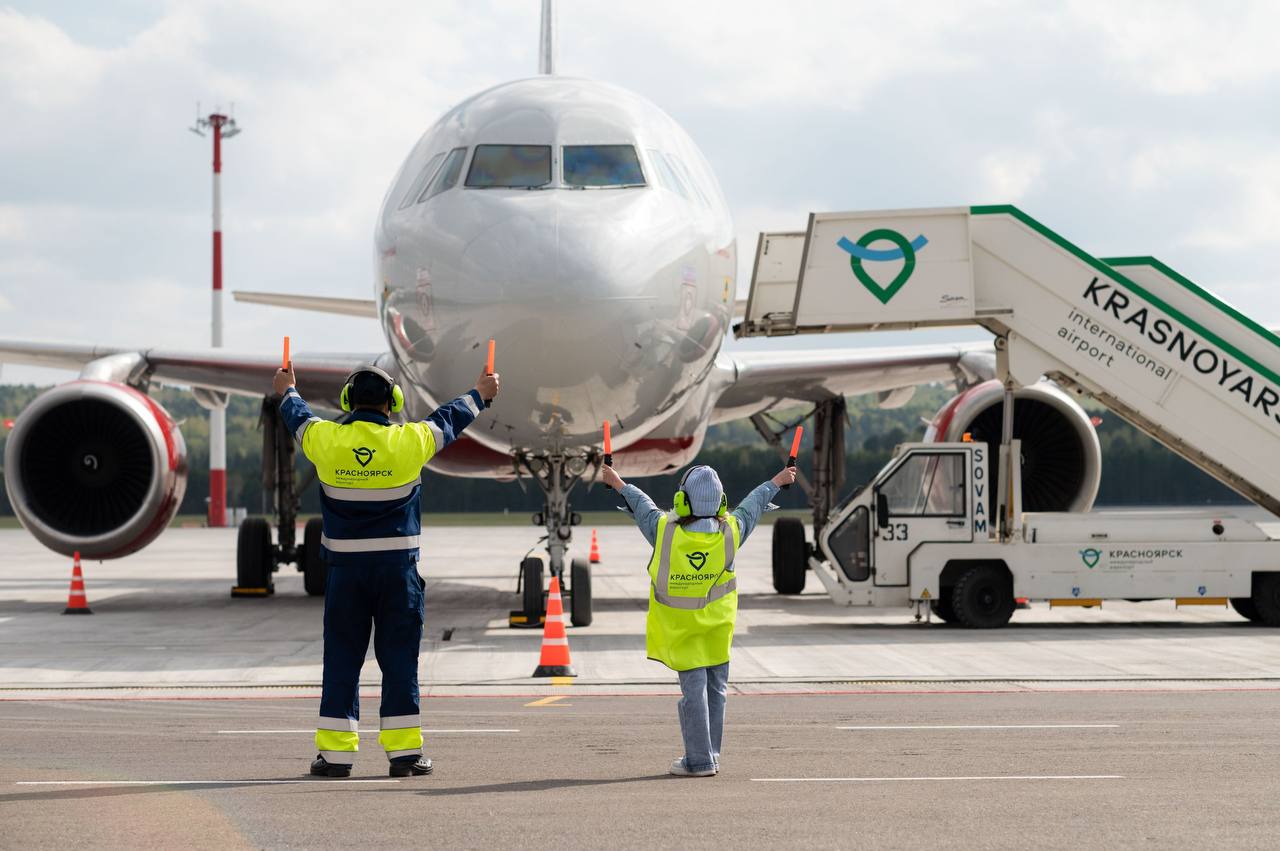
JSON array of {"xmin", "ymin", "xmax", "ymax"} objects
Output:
[{"xmin": 601, "ymin": 461, "xmax": 797, "ymax": 777}]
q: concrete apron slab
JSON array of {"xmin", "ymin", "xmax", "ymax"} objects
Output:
[{"xmin": 3, "ymin": 526, "xmax": 1279, "ymax": 692}]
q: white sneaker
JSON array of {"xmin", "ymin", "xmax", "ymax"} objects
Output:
[{"xmin": 670, "ymin": 757, "xmax": 716, "ymax": 777}]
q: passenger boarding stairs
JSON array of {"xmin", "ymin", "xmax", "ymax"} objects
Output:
[{"xmin": 738, "ymin": 205, "xmax": 1280, "ymax": 514}]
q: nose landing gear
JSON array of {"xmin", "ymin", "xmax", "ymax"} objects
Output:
[{"xmin": 509, "ymin": 452, "xmax": 594, "ymax": 628}]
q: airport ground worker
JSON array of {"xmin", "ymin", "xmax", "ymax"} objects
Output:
[
  {"xmin": 599, "ymin": 461, "xmax": 797, "ymax": 776},
  {"xmin": 272, "ymin": 360, "xmax": 499, "ymax": 778}
]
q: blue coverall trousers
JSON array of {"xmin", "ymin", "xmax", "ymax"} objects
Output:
[{"xmin": 319, "ymin": 560, "xmax": 426, "ymax": 761}]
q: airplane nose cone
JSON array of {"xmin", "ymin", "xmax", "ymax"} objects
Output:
[{"xmin": 396, "ymin": 192, "xmax": 726, "ymax": 454}]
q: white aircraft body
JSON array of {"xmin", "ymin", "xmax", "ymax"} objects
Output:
[{"xmin": 1, "ymin": 6, "xmax": 1102, "ymax": 617}]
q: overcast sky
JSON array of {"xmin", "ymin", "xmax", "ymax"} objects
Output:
[{"xmin": 2, "ymin": 0, "xmax": 1278, "ymax": 385}]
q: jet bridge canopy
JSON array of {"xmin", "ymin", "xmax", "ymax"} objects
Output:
[{"xmin": 737, "ymin": 204, "xmax": 1280, "ymax": 515}]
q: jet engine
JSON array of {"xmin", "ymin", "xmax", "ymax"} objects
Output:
[
  {"xmin": 926, "ymin": 379, "xmax": 1101, "ymax": 513},
  {"xmin": 3, "ymin": 381, "xmax": 188, "ymax": 559}
]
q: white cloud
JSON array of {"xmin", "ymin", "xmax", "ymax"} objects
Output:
[
  {"xmin": 979, "ymin": 151, "xmax": 1044, "ymax": 202},
  {"xmin": 1070, "ymin": 0, "xmax": 1280, "ymax": 95},
  {"xmin": 3, "ymin": 0, "xmax": 1280, "ymax": 383}
]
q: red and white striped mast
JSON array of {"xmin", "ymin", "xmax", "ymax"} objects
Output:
[{"xmin": 189, "ymin": 106, "xmax": 241, "ymax": 528}]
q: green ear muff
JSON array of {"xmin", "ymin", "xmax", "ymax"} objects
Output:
[
  {"xmin": 717, "ymin": 493, "xmax": 728, "ymax": 517},
  {"xmin": 673, "ymin": 490, "xmax": 691, "ymax": 518},
  {"xmin": 340, "ymin": 365, "xmax": 401, "ymax": 414}
]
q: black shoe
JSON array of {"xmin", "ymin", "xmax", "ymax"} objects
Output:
[
  {"xmin": 310, "ymin": 755, "xmax": 352, "ymax": 778},
  {"xmin": 389, "ymin": 756, "xmax": 433, "ymax": 777}
]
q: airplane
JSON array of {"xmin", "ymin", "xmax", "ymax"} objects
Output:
[{"xmin": 0, "ymin": 2, "xmax": 1102, "ymax": 625}]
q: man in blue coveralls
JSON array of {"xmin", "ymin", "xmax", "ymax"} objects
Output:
[{"xmin": 273, "ymin": 359, "xmax": 499, "ymax": 778}]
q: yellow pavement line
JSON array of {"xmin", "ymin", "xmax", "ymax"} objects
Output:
[{"xmin": 524, "ymin": 695, "xmax": 571, "ymax": 707}]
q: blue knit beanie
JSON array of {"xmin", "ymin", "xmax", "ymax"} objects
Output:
[{"xmin": 682, "ymin": 466, "xmax": 724, "ymax": 517}]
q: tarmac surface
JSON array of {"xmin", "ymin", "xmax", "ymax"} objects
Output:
[
  {"xmin": 2, "ymin": 690, "xmax": 1279, "ymax": 849},
  {"xmin": 3, "ymin": 523, "xmax": 1280, "ymax": 847}
]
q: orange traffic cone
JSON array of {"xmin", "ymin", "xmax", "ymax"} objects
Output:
[
  {"xmin": 63, "ymin": 551, "xmax": 92, "ymax": 615},
  {"xmin": 588, "ymin": 529, "xmax": 601, "ymax": 564},
  {"xmin": 532, "ymin": 576, "xmax": 576, "ymax": 677}
]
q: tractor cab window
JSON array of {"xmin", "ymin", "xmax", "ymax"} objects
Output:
[{"xmin": 879, "ymin": 452, "xmax": 966, "ymax": 517}]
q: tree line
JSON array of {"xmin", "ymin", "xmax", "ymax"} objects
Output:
[{"xmin": 0, "ymin": 383, "xmax": 1244, "ymax": 519}]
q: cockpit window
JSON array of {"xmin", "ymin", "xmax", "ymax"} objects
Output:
[
  {"xmin": 465, "ymin": 145, "xmax": 552, "ymax": 188},
  {"xmin": 563, "ymin": 145, "xmax": 645, "ymax": 188},
  {"xmin": 646, "ymin": 149, "xmax": 688, "ymax": 200},
  {"xmin": 418, "ymin": 147, "xmax": 467, "ymax": 202},
  {"xmin": 399, "ymin": 151, "xmax": 445, "ymax": 209}
]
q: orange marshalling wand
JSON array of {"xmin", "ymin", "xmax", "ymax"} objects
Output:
[
  {"xmin": 784, "ymin": 426, "xmax": 803, "ymax": 490},
  {"xmin": 483, "ymin": 338, "xmax": 496, "ymax": 406},
  {"xmin": 602, "ymin": 421, "xmax": 614, "ymax": 489},
  {"xmin": 282, "ymin": 336, "xmax": 290, "ymax": 370}
]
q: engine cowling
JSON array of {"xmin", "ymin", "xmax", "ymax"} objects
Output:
[
  {"xmin": 926, "ymin": 379, "xmax": 1101, "ymax": 513},
  {"xmin": 3, "ymin": 381, "xmax": 188, "ymax": 559}
]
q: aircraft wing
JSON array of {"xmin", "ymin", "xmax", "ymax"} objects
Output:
[
  {"xmin": 709, "ymin": 342, "xmax": 996, "ymax": 423},
  {"xmin": 0, "ymin": 338, "xmax": 380, "ymax": 406},
  {"xmin": 232, "ymin": 291, "xmax": 378, "ymax": 318}
]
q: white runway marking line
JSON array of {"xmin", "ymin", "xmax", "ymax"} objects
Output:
[
  {"xmin": 836, "ymin": 724, "xmax": 1120, "ymax": 731},
  {"xmin": 16, "ymin": 780, "xmax": 400, "ymax": 786},
  {"xmin": 752, "ymin": 775, "xmax": 1125, "ymax": 783},
  {"xmin": 215, "ymin": 729, "xmax": 520, "ymax": 734}
]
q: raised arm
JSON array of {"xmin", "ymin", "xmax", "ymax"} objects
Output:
[
  {"xmin": 275, "ymin": 361, "xmax": 325, "ymax": 459},
  {"xmin": 731, "ymin": 466, "xmax": 797, "ymax": 544},
  {"xmin": 601, "ymin": 465, "xmax": 663, "ymax": 546},
  {"xmin": 420, "ymin": 368, "xmax": 501, "ymax": 461}
]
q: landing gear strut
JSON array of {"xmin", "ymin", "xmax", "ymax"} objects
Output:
[
  {"xmin": 753, "ymin": 397, "xmax": 847, "ymax": 595},
  {"xmin": 233, "ymin": 396, "xmax": 321, "ymax": 596},
  {"xmin": 510, "ymin": 453, "xmax": 594, "ymax": 627}
]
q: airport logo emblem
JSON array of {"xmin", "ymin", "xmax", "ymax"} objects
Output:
[
  {"xmin": 685, "ymin": 551, "xmax": 709, "ymax": 571},
  {"xmin": 837, "ymin": 228, "xmax": 929, "ymax": 304},
  {"xmin": 1079, "ymin": 547, "xmax": 1102, "ymax": 569},
  {"xmin": 353, "ymin": 447, "xmax": 376, "ymax": 468}
]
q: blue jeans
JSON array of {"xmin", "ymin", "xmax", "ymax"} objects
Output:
[
  {"xmin": 319, "ymin": 560, "xmax": 425, "ymax": 758},
  {"xmin": 677, "ymin": 662, "xmax": 729, "ymax": 772}
]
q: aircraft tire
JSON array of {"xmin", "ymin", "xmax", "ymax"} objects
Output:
[
  {"xmin": 570, "ymin": 558, "xmax": 593, "ymax": 627},
  {"xmin": 771, "ymin": 518, "xmax": 807, "ymax": 595},
  {"xmin": 931, "ymin": 595, "xmax": 958, "ymax": 624},
  {"xmin": 236, "ymin": 517, "xmax": 274, "ymax": 592},
  {"xmin": 1230, "ymin": 597, "xmax": 1260, "ymax": 623},
  {"xmin": 1249, "ymin": 574, "xmax": 1280, "ymax": 627},
  {"xmin": 951, "ymin": 563, "xmax": 1014, "ymax": 629},
  {"xmin": 521, "ymin": 556, "xmax": 545, "ymax": 621},
  {"xmin": 302, "ymin": 518, "xmax": 328, "ymax": 597}
]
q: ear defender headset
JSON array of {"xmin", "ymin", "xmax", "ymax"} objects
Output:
[
  {"xmin": 672, "ymin": 465, "xmax": 728, "ymax": 519},
  {"xmin": 339, "ymin": 365, "xmax": 405, "ymax": 414}
]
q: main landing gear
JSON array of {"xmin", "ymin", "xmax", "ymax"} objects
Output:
[
  {"xmin": 233, "ymin": 396, "xmax": 325, "ymax": 598},
  {"xmin": 754, "ymin": 397, "xmax": 848, "ymax": 596},
  {"xmin": 510, "ymin": 452, "xmax": 594, "ymax": 628}
]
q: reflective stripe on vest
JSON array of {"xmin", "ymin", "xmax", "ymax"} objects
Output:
[
  {"xmin": 320, "ymin": 477, "xmax": 421, "ymax": 502},
  {"xmin": 296, "ymin": 416, "xmax": 322, "ymax": 443},
  {"xmin": 651, "ymin": 511, "xmax": 738, "ymax": 610},
  {"xmin": 321, "ymin": 534, "xmax": 421, "ymax": 553}
]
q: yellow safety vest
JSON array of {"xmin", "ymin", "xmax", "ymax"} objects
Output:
[
  {"xmin": 298, "ymin": 416, "xmax": 439, "ymax": 557},
  {"xmin": 646, "ymin": 511, "xmax": 741, "ymax": 671}
]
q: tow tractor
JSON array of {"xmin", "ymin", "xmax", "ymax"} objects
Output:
[
  {"xmin": 815, "ymin": 436, "xmax": 1280, "ymax": 627},
  {"xmin": 738, "ymin": 205, "xmax": 1280, "ymax": 626}
]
